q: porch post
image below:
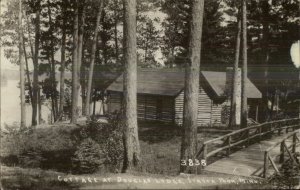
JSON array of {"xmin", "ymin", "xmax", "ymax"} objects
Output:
[{"xmin": 256, "ymin": 105, "xmax": 259, "ymax": 122}]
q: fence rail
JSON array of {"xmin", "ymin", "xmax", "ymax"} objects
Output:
[
  {"xmin": 197, "ymin": 118, "xmax": 300, "ymax": 166},
  {"xmin": 263, "ymin": 129, "xmax": 300, "ymax": 178}
]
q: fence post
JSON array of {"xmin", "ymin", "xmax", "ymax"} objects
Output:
[
  {"xmin": 227, "ymin": 136, "xmax": 231, "ymax": 156},
  {"xmin": 270, "ymin": 123, "xmax": 273, "ymax": 134},
  {"xmin": 292, "ymin": 133, "xmax": 296, "ymax": 153},
  {"xmin": 264, "ymin": 151, "xmax": 269, "ymax": 178},
  {"xmin": 247, "ymin": 129, "xmax": 250, "ymax": 146},
  {"xmin": 276, "ymin": 121, "xmax": 280, "ymax": 135},
  {"xmin": 259, "ymin": 125, "xmax": 262, "ymax": 141},
  {"xmin": 280, "ymin": 140, "xmax": 285, "ymax": 163},
  {"xmin": 202, "ymin": 144, "xmax": 207, "ymax": 169}
]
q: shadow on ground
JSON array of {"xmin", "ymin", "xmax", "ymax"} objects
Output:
[{"xmin": 138, "ymin": 121, "xmax": 182, "ymax": 143}]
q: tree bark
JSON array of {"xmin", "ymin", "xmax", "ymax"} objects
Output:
[
  {"xmin": 38, "ymin": 88, "xmax": 42, "ymax": 124},
  {"xmin": 77, "ymin": 1, "xmax": 86, "ymax": 116},
  {"xmin": 122, "ymin": 0, "xmax": 141, "ymax": 173},
  {"xmin": 47, "ymin": 0, "xmax": 58, "ymax": 121},
  {"xmin": 114, "ymin": 0, "xmax": 119, "ymax": 62},
  {"xmin": 86, "ymin": 0, "xmax": 104, "ymax": 117},
  {"xmin": 261, "ymin": 0, "xmax": 270, "ymax": 121},
  {"xmin": 71, "ymin": 0, "xmax": 79, "ymax": 124},
  {"xmin": 19, "ymin": 0, "xmax": 26, "ymax": 129},
  {"xmin": 49, "ymin": 57, "xmax": 57, "ymax": 121},
  {"xmin": 180, "ymin": 0, "xmax": 204, "ymax": 174},
  {"xmin": 59, "ymin": 6, "xmax": 66, "ymax": 119},
  {"xmin": 24, "ymin": 11, "xmax": 35, "ymax": 61},
  {"xmin": 22, "ymin": 37, "xmax": 33, "ymax": 104},
  {"xmin": 32, "ymin": 0, "xmax": 41, "ymax": 127},
  {"xmin": 93, "ymin": 95, "xmax": 96, "ymax": 116},
  {"xmin": 81, "ymin": 69, "xmax": 86, "ymax": 116},
  {"xmin": 241, "ymin": 0, "xmax": 248, "ymax": 128},
  {"xmin": 229, "ymin": 8, "xmax": 241, "ymax": 128}
]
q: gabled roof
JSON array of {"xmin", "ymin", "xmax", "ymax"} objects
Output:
[
  {"xmin": 107, "ymin": 69, "xmax": 262, "ymax": 99},
  {"xmin": 107, "ymin": 69, "xmax": 185, "ymax": 96},
  {"xmin": 201, "ymin": 71, "xmax": 262, "ymax": 99}
]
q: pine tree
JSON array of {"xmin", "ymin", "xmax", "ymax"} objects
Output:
[
  {"xmin": 137, "ymin": 17, "xmax": 160, "ymax": 67},
  {"xmin": 19, "ymin": 0, "xmax": 26, "ymax": 129},
  {"xmin": 229, "ymin": 3, "xmax": 241, "ymax": 128},
  {"xmin": 180, "ymin": 0, "xmax": 204, "ymax": 174},
  {"xmin": 77, "ymin": 0, "xmax": 86, "ymax": 116},
  {"xmin": 32, "ymin": 0, "xmax": 41, "ymax": 126},
  {"xmin": 122, "ymin": 0, "xmax": 141, "ymax": 173},
  {"xmin": 86, "ymin": 0, "xmax": 104, "ymax": 117},
  {"xmin": 241, "ymin": 0, "xmax": 248, "ymax": 128},
  {"xmin": 71, "ymin": 0, "xmax": 79, "ymax": 124},
  {"xmin": 59, "ymin": 0, "xmax": 67, "ymax": 118}
]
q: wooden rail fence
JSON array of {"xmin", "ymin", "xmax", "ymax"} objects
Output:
[
  {"xmin": 263, "ymin": 129, "xmax": 300, "ymax": 178},
  {"xmin": 197, "ymin": 118, "xmax": 300, "ymax": 167}
]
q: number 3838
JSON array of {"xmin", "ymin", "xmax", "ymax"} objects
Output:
[{"xmin": 181, "ymin": 159, "xmax": 206, "ymax": 166}]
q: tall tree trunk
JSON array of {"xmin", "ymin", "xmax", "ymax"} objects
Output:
[
  {"xmin": 229, "ymin": 8, "xmax": 241, "ymax": 128},
  {"xmin": 269, "ymin": 91, "xmax": 275, "ymax": 120},
  {"xmin": 261, "ymin": 0, "xmax": 270, "ymax": 121},
  {"xmin": 86, "ymin": 0, "xmax": 104, "ymax": 117},
  {"xmin": 144, "ymin": 33, "xmax": 148, "ymax": 64},
  {"xmin": 77, "ymin": 1, "xmax": 86, "ymax": 116},
  {"xmin": 92, "ymin": 95, "xmax": 96, "ymax": 118},
  {"xmin": 19, "ymin": 0, "xmax": 26, "ymax": 129},
  {"xmin": 32, "ymin": 0, "xmax": 41, "ymax": 126},
  {"xmin": 114, "ymin": 0, "xmax": 119, "ymax": 62},
  {"xmin": 38, "ymin": 88, "xmax": 42, "ymax": 124},
  {"xmin": 59, "ymin": 7, "xmax": 66, "ymax": 119},
  {"xmin": 22, "ymin": 37, "xmax": 33, "ymax": 104},
  {"xmin": 49, "ymin": 57, "xmax": 57, "ymax": 121},
  {"xmin": 81, "ymin": 69, "xmax": 86, "ymax": 116},
  {"xmin": 170, "ymin": 22, "xmax": 178, "ymax": 68},
  {"xmin": 47, "ymin": 0, "xmax": 58, "ymax": 121},
  {"xmin": 71, "ymin": 0, "xmax": 79, "ymax": 124},
  {"xmin": 180, "ymin": 0, "xmax": 204, "ymax": 174},
  {"xmin": 298, "ymin": 71, "xmax": 300, "ymax": 119},
  {"xmin": 24, "ymin": 11, "xmax": 35, "ymax": 61},
  {"xmin": 241, "ymin": 0, "xmax": 248, "ymax": 128},
  {"xmin": 122, "ymin": 0, "xmax": 141, "ymax": 173}
]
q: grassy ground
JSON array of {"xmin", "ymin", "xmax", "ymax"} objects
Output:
[
  {"xmin": 138, "ymin": 121, "xmax": 224, "ymax": 175},
  {"xmin": 0, "ymin": 121, "xmax": 227, "ymax": 175},
  {"xmin": 2, "ymin": 121, "xmax": 270, "ymax": 189}
]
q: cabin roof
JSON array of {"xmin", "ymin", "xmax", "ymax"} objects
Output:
[
  {"xmin": 107, "ymin": 69, "xmax": 262, "ymax": 98},
  {"xmin": 201, "ymin": 71, "xmax": 261, "ymax": 99}
]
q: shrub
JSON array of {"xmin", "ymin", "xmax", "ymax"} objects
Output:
[
  {"xmin": 75, "ymin": 113, "xmax": 124, "ymax": 173},
  {"xmin": 1, "ymin": 113, "xmax": 124, "ymax": 174},
  {"xmin": 1, "ymin": 124, "xmax": 81, "ymax": 172},
  {"xmin": 71, "ymin": 138, "xmax": 106, "ymax": 174}
]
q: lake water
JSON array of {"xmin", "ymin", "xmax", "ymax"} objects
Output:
[
  {"xmin": 1, "ymin": 78, "xmax": 50, "ymax": 128},
  {"xmin": 1, "ymin": 76, "xmax": 104, "ymax": 128}
]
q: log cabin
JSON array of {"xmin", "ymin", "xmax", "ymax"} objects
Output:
[{"xmin": 106, "ymin": 68, "xmax": 262, "ymax": 127}]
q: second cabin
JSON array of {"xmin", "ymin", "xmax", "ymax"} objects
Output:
[{"xmin": 106, "ymin": 68, "xmax": 262, "ymax": 127}]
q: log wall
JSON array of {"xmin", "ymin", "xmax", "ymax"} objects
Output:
[
  {"xmin": 108, "ymin": 92, "xmax": 174, "ymax": 123},
  {"xmin": 175, "ymin": 87, "xmax": 223, "ymax": 126}
]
